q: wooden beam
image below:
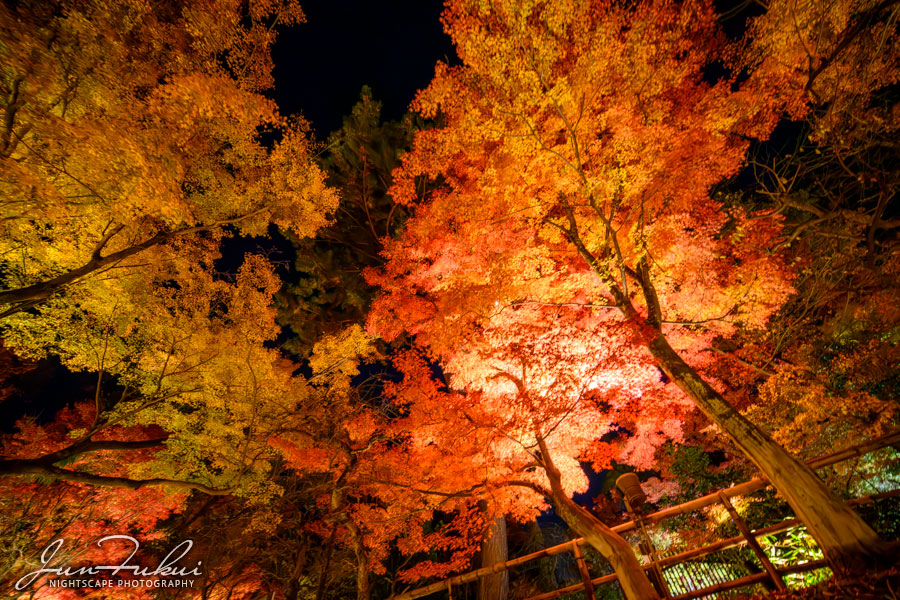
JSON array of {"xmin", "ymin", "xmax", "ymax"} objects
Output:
[
  {"xmin": 614, "ymin": 431, "xmax": 900, "ymax": 535},
  {"xmin": 521, "ymin": 518, "xmax": 804, "ymax": 600},
  {"xmin": 672, "ymin": 559, "xmax": 830, "ymax": 600},
  {"xmin": 634, "ymin": 512, "xmax": 672, "ymax": 598},
  {"xmin": 718, "ymin": 492, "xmax": 786, "ymax": 591},
  {"xmin": 522, "ymin": 554, "xmax": 834, "ymax": 600},
  {"xmin": 672, "ymin": 571, "xmax": 770, "ymax": 600},
  {"xmin": 572, "ymin": 541, "xmax": 597, "ymax": 600},
  {"xmin": 656, "ymin": 518, "xmax": 801, "ymax": 568},
  {"xmin": 524, "ymin": 572, "xmax": 620, "ymax": 600},
  {"xmin": 389, "ymin": 542, "xmax": 576, "ymax": 599}
]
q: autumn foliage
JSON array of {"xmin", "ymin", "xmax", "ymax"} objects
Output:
[{"xmin": 1, "ymin": 0, "xmax": 899, "ymax": 599}]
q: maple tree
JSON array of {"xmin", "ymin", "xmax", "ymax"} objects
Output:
[
  {"xmin": 0, "ymin": 5, "xmax": 342, "ymax": 595},
  {"xmin": 1, "ymin": 0, "xmax": 898, "ymax": 598},
  {"xmin": 0, "ymin": 0, "xmax": 339, "ymax": 495},
  {"xmin": 365, "ymin": 0, "xmax": 897, "ymax": 590},
  {"xmin": 265, "ymin": 93, "xmax": 477, "ymax": 600},
  {"xmin": 0, "ymin": 402, "xmax": 189, "ymax": 599},
  {"xmin": 268, "ymin": 326, "xmax": 485, "ymax": 600},
  {"xmin": 0, "ymin": 252, "xmax": 298, "ymax": 497},
  {"xmin": 0, "ymin": 0, "xmax": 335, "ymax": 318},
  {"xmin": 0, "ymin": 295, "xmax": 345, "ymax": 597},
  {"xmin": 708, "ymin": 0, "xmax": 900, "ymax": 463},
  {"xmin": 363, "ymin": 329, "xmax": 683, "ymax": 598}
]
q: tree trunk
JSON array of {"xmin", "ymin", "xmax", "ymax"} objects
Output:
[
  {"xmin": 313, "ymin": 525, "xmax": 338, "ymax": 600},
  {"xmin": 346, "ymin": 519, "xmax": 371, "ymax": 600},
  {"xmin": 536, "ymin": 438, "xmax": 659, "ymax": 600},
  {"xmin": 567, "ymin": 240, "xmax": 894, "ymax": 576},
  {"xmin": 330, "ymin": 467, "xmax": 371, "ymax": 600},
  {"xmin": 477, "ymin": 501, "xmax": 509, "ymax": 600},
  {"xmin": 642, "ymin": 326, "xmax": 893, "ymax": 575}
]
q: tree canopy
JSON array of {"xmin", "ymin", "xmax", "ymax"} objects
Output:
[{"xmin": 1, "ymin": 0, "xmax": 898, "ymax": 599}]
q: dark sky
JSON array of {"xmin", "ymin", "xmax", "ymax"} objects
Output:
[{"xmin": 270, "ymin": 0, "xmax": 456, "ymax": 139}]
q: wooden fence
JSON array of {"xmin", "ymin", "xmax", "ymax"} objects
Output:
[{"xmin": 389, "ymin": 432, "xmax": 900, "ymax": 600}]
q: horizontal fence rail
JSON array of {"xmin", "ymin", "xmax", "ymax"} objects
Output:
[{"xmin": 388, "ymin": 432, "xmax": 900, "ymax": 600}]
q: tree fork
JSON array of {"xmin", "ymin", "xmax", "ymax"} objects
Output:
[{"xmin": 0, "ymin": 209, "xmax": 266, "ymax": 316}]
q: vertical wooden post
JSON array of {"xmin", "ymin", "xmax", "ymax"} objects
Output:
[
  {"xmin": 717, "ymin": 492, "xmax": 786, "ymax": 591},
  {"xmin": 571, "ymin": 541, "xmax": 597, "ymax": 600},
  {"xmin": 446, "ymin": 580, "xmax": 454, "ymax": 600}
]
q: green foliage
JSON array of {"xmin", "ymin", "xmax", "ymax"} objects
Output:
[
  {"xmin": 277, "ymin": 87, "xmax": 418, "ymax": 354},
  {"xmin": 658, "ymin": 444, "xmax": 748, "ymax": 505},
  {"xmin": 857, "ymin": 494, "xmax": 900, "ymax": 541},
  {"xmin": 760, "ymin": 528, "xmax": 831, "ymax": 588}
]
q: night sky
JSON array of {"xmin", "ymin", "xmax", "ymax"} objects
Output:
[{"xmin": 270, "ymin": 0, "xmax": 456, "ymax": 139}]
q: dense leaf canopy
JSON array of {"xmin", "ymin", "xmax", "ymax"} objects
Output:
[{"xmin": 1, "ymin": 0, "xmax": 898, "ymax": 599}]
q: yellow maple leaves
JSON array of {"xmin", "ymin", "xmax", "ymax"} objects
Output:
[{"xmin": 0, "ymin": 0, "xmax": 336, "ymax": 504}]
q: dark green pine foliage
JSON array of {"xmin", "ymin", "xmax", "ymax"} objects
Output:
[{"xmin": 277, "ymin": 87, "xmax": 418, "ymax": 354}]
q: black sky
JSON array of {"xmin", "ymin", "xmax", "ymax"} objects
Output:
[{"xmin": 270, "ymin": 0, "xmax": 456, "ymax": 139}]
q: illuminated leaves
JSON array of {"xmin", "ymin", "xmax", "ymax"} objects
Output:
[
  {"xmin": 741, "ymin": 0, "xmax": 900, "ymax": 139},
  {"xmin": 309, "ymin": 325, "xmax": 378, "ymax": 388},
  {"xmin": 367, "ymin": 0, "xmax": 808, "ymax": 514},
  {"xmin": 0, "ymin": 0, "xmax": 336, "ymax": 313},
  {"xmin": 0, "ymin": 2, "xmax": 340, "ymax": 544}
]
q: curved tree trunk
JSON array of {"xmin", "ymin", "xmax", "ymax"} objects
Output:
[
  {"xmin": 644, "ymin": 329, "xmax": 892, "ymax": 574},
  {"xmin": 567, "ymin": 218, "xmax": 892, "ymax": 574},
  {"xmin": 477, "ymin": 501, "xmax": 509, "ymax": 600},
  {"xmin": 536, "ymin": 437, "xmax": 660, "ymax": 600},
  {"xmin": 627, "ymin": 262, "xmax": 893, "ymax": 575}
]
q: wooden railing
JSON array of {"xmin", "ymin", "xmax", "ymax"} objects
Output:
[{"xmin": 389, "ymin": 432, "xmax": 900, "ymax": 600}]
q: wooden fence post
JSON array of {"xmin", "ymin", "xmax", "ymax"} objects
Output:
[
  {"xmin": 571, "ymin": 541, "xmax": 597, "ymax": 600},
  {"xmin": 717, "ymin": 492, "xmax": 786, "ymax": 591}
]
